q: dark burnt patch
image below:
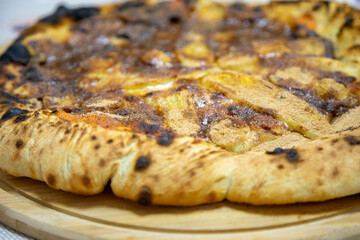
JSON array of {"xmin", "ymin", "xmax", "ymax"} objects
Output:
[
  {"xmin": 91, "ymin": 135, "xmax": 97, "ymax": 140},
  {"xmin": 0, "ymin": 42, "xmax": 31, "ymax": 65},
  {"xmin": 266, "ymin": 148, "xmax": 299, "ymax": 162},
  {"xmin": 344, "ymin": 136, "xmax": 360, "ymax": 145},
  {"xmin": 107, "ymin": 139, "xmax": 114, "ymax": 144},
  {"xmin": 1, "ymin": 108, "xmax": 29, "ymax": 121},
  {"xmin": 138, "ymin": 186, "xmax": 152, "ymax": 206},
  {"xmin": 46, "ymin": 173, "xmax": 56, "ymax": 186},
  {"xmin": 40, "ymin": 5, "xmax": 100, "ymax": 24},
  {"xmin": 94, "ymin": 144, "xmax": 101, "ymax": 150},
  {"xmin": 82, "ymin": 174, "xmax": 91, "ymax": 187},
  {"xmin": 135, "ymin": 156, "xmax": 150, "ymax": 170},
  {"xmin": 40, "ymin": 5, "xmax": 70, "ymax": 23},
  {"xmin": 339, "ymin": 16, "xmax": 354, "ymax": 34},
  {"xmin": 15, "ymin": 140, "xmax": 24, "ymax": 149},
  {"xmin": 14, "ymin": 115, "xmax": 30, "ymax": 123},
  {"xmin": 70, "ymin": 7, "xmax": 100, "ymax": 21},
  {"xmin": 157, "ymin": 130, "xmax": 174, "ymax": 146}
]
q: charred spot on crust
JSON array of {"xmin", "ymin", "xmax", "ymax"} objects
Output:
[
  {"xmin": 1, "ymin": 108, "xmax": 29, "ymax": 121},
  {"xmin": 91, "ymin": 135, "xmax": 97, "ymax": 140},
  {"xmin": 15, "ymin": 140, "xmax": 24, "ymax": 149},
  {"xmin": 157, "ymin": 130, "xmax": 174, "ymax": 146},
  {"xmin": 277, "ymin": 164, "xmax": 284, "ymax": 169},
  {"xmin": 344, "ymin": 136, "xmax": 360, "ymax": 145},
  {"xmin": 64, "ymin": 129, "xmax": 71, "ymax": 134},
  {"xmin": 138, "ymin": 186, "xmax": 152, "ymax": 206},
  {"xmin": 46, "ymin": 173, "xmax": 56, "ymax": 186},
  {"xmin": 82, "ymin": 174, "xmax": 91, "ymax": 187},
  {"xmin": 343, "ymin": 17, "xmax": 354, "ymax": 28},
  {"xmin": 286, "ymin": 149, "xmax": 298, "ymax": 161},
  {"xmin": 14, "ymin": 115, "xmax": 30, "ymax": 123},
  {"xmin": 118, "ymin": 1, "xmax": 146, "ymax": 11},
  {"xmin": 266, "ymin": 148, "xmax": 299, "ymax": 162},
  {"xmin": 40, "ymin": 5, "xmax": 100, "ymax": 24},
  {"xmin": 135, "ymin": 156, "xmax": 150, "ymax": 170},
  {"xmin": 94, "ymin": 144, "xmax": 101, "ymax": 150},
  {"xmin": 0, "ymin": 42, "xmax": 31, "ymax": 65},
  {"xmin": 107, "ymin": 139, "xmax": 114, "ymax": 144}
]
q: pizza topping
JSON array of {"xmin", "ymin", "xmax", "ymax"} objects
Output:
[
  {"xmin": 135, "ymin": 156, "xmax": 151, "ymax": 170},
  {"xmin": 0, "ymin": 42, "xmax": 31, "ymax": 65},
  {"xmin": 0, "ymin": 0, "xmax": 359, "ymax": 155}
]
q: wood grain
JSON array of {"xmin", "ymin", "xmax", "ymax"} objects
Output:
[{"xmin": 1, "ymin": 170, "xmax": 360, "ymax": 239}]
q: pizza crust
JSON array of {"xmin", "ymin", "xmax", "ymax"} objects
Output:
[{"xmin": 1, "ymin": 103, "xmax": 359, "ymax": 206}]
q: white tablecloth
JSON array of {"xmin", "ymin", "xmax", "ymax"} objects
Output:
[{"xmin": 0, "ymin": 222, "xmax": 32, "ymax": 240}]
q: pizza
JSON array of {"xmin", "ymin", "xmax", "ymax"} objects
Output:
[{"xmin": 0, "ymin": 0, "xmax": 359, "ymax": 206}]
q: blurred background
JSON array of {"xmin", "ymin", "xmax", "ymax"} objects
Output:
[{"xmin": 0, "ymin": 0, "xmax": 359, "ymax": 44}]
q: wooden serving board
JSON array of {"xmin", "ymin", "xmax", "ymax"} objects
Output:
[{"xmin": 1, "ymin": 171, "xmax": 360, "ymax": 240}]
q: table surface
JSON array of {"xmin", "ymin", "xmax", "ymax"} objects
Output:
[{"xmin": 0, "ymin": 0, "xmax": 359, "ymax": 239}]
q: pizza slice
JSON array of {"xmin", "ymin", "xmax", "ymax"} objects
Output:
[{"xmin": 0, "ymin": 0, "xmax": 360, "ymax": 206}]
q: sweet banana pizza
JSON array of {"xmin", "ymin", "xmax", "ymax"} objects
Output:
[{"xmin": 0, "ymin": 0, "xmax": 359, "ymax": 206}]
